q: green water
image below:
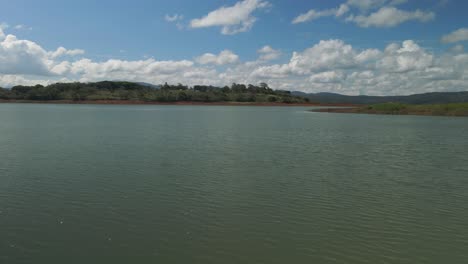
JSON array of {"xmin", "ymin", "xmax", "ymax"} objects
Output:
[{"xmin": 1, "ymin": 103, "xmax": 468, "ymax": 263}]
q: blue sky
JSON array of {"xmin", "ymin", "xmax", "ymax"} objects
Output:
[{"xmin": 1, "ymin": 0, "xmax": 468, "ymax": 95}]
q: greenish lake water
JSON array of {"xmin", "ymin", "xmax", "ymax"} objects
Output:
[{"xmin": 1, "ymin": 103, "xmax": 468, "ymax": 263}]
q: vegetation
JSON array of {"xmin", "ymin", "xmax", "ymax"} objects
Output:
[
  {"xmin": 358, "ymin": 102, "xmax": 468, "ymax": 116},
  {"xmin": 314, "ymin": 102, "xmax": 468, "ymax": 116},
  {"xmin": 295, "ymin": 91, "xmax": 468, "ymax": 105},
  {"xmin": 0, "ymin": 81, "xmax": 309, "ymax": 104}
]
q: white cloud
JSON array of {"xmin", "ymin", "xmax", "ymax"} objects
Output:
[
  {"xmin": 0, "ymin": 75, "xmax": 64, "ymax": 88},
  {"xmin": 14, "ymin": 24, "xmax": 32, "ymax": 30},
  {"xmin": 251, "ymin": 39, "xmax": 372, "ymax": 79},
  {"xmin": 0, "ymin": 30, "xmax": 220, "ymax": 86},
  {"xmin": 165, "ymin": 14, "xmax": 185, "ymax": 30},
  {"xmin": 377, "ymin": 40, "xmax": 433, "ymax": 72},
  {"xmin": 2, "ymin": 30, "xmax": 468, "ymax": 96},
  {"xmin": 2, "ymin": 22, "xmax": 33, "ymax": 32},
  {"xmin": 65, "ymin": 58, "xmax": 212, "ymax": 86},
  {"xmin": 288, "ymin": 40, "xmax": 362, "ymax": 74},
  {"xmin": 257, "ymin": 45, "xmax": 281, "ymax": 61},
  {"xmin": 309, "ymin": 71, "xmax": 345, "ymax": 83},
  {"xmin": 70, "ymin": 58, "xmax": 195, "ymax": 80},
  {"xmin": 346, "ymin": 0, "xmax": 406, "ymax": 11},
  {"xmin": 292, "ymin": 9, "xmax": 337, "ymax": 24},
  {"xmin": 442, "ymin": 28, "xmax": 468, "ymax": 43},
  {"xmin": 292, "ymin": 2, "xmax": 429, "ymax": 27},
  {"xmin": 49, "ymin": 47, "xmax": 85, "ymax": 59},
  {"xmin": 450, "ymin": 45, "xmax": 464, "ymax": 53},
  {"xmin": 165, "ymin": 14, "xmax": 184, "ymax": 22},
  {"xmin": 292, "ymin": 5, "xmax": 349, "ymax": 24},
  {"xmin": 190, "ymin": 0, "xmax": 270, "ymax": 35},
  {"xmin": 240, "ymin": 39, "xmax": 468, "ymax": 95},
  {"xmin": 196, "ymin": 50, "xmax": 239, "ymax": 65},
  {"xmin": 0, "ymin": 31, "xmax": 84, "ymax": 76},
  {"xmin": 50, "ymin": 61, "xmax": 71, "ymax": 75},
  {"xmin": 389, "ymin": 0, "xmax": 408, "ymax": 6},
  {"xmin": 336, "ymin": 4, "xmax": 350, "ymax": 17},
  {"xmin": 356, "ymin": 49, "xmax": 382, "ymax": 63},
  {"xmin": 346, "ymin": 0, "xmax": 386, "ymax": 11},
  {"xmin": 0, "ymin": 23, "xmax": 7, "ymax": 39},
  {"xmin": 346, "ymin": 7, "xmax": 434, "ymax": 27},
  {"xmin": 0, "ymin": 34, "xmax": 52, "ymax": 75}
]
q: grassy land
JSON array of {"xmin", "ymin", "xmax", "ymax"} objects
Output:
[{"xmin": 314, "ymin": 102, "xmax": 468, "ymax": 116}]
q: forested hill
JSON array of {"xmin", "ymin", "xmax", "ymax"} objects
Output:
[
  {"xmin": 0, "ymin": 81, "xmax": 308, "ymax": 103},
  {"xmin": 293, "ymin": 91, "xmax": 468, "ymax": 105}
]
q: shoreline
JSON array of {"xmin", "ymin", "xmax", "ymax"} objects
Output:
[
  {"xmin": 0, "ymin": 99, "xmax": 355, "ymax": 107},
  {"xmin": 311, "ymin": 107, "xmax": 468, "ymax": 117}
]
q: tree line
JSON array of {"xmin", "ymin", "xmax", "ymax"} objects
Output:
[{"xmin": 0, "ymin": 81, "xmax": 309, "ymax": 103}]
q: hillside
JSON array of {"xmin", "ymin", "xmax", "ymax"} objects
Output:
[
  {"xmin": 0, "ymin": 81, "xmax": 308, "ymax": 104},
  {"xmin": 293, "ymin": 91, "xmax": 468, "ymax": 105}
]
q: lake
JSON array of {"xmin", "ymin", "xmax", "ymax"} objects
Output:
[{"xmin": 1, "ymin": 103, "xmax": 468, "ymax": 264}]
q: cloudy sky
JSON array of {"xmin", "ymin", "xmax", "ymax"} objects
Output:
[{"xmin": 1, "ymin": 0, "xmax": 467, "ymax": 95}]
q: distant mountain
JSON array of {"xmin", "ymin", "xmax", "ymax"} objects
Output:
[
  {"xmin": 135, "ymin": 82, "xmax": 161, "ymax": 89},
  {"xmin": 292, "ymin": 91, "xmax": 468, "ymax": 105}
]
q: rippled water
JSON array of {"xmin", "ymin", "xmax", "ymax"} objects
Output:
[{"xmin": 1, "ymin": 103, "xmax": 468, "ymax": 263}]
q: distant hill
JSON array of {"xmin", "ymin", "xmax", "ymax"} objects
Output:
[
  {"xmin": 0, "ymin": 81, "xmax": 307, "ymax": 104},
  {"xmin": 292, "ymin": 91, "xmax": 468, "ymax": 105},
  {"xmin": 135, "ymin": 82, "xmax": 161, "ymax": 89}
]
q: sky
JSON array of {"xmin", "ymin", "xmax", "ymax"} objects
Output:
[{"xmin": 1, "ymin": 0, "xmax": 468, "ymax": 95}]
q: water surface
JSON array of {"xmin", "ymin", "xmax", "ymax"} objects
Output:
[{"xmin": 1, "ymin": 103, "xmax": 468, "ymax": 263}]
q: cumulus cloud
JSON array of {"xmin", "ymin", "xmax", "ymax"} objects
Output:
[
  {"xmin": 346, "ymin": 7, "xmax": 434, "ymax": 27},
  {"xmin": 251, "ymin": 64, "xmax": 291, "ymax": 79},
  {"xmin": 2, "ymin": 28, "xmax": 468, "ymax": 96},
  {"xmin": 442, "ymin": 28, "xmax": 468, "ymax": 43},
  {"xmin": 0, "ymin": 74, "xmax": 64, "ymax": 88},
  {"xmin": 257, "ymin": 45, "xmax": 281, "ymax": 61},
  {"xmin": 288, "ymin": 40, "xmax": 363, "ymax": 74},
  {"xmin": 0, "ymin": 34, "xmax": 52, "ymax": 75},
  {"xmin": 450, "ymin": 45, "xmax": 464, "ymax": 53},
  {"xmin": 190, "ymin": 0, "xmax": 270, "ymax": 35},
  {"xmin": 309, "ymin": 71, "xmax": 345, "ymax": 83},
  {"xmin": 241, "ymin": 39, "xmax": 468, "ymax": 95},
  {"xmin": 70, "ymin": 58, "xmax": 196, "ymax": 82},
  {"xmin": 356, "ymin": 48, "xmax": 382, "ymax": 63},
  {"xmin": 336, "ymin": 4, "xmax": 350, "ymax": 17},
  {"xmin": 292, "ymin": 9, "xmax": 338, "ymax": 24},
  {"xmin": 0, "ymin": 31, "xmax": 84, "ymax": 76},
  {"xmin": 377, "ymin": 40, "xmax": 433, "ymax": 72},
  {"xmin": 292, "ymin": 4, "xmax": 349, "ymax": 24},
  {"xmin": 196, "ymin": 50, "xmax": 239, "ymax": 65},
  {"xmin": 0, "ymin": 23, "xmax": 7, "ymax": 39},
  {"xmin": 292, "ymin": 1, "xmax": 432, "ymax": 27},
  {"xmin": 0, "ymin": 29, "xmax": 211, "ymax": 86},
  {"xmin": 49, "ymin": 47, "xmax": 85, "ymax": 59},
  {"xmin": 345, "ymin": 0, "xmax": 406, "ymax": 11},
  {"xmin": 251, "ymin": 39, "xmax": 377, "ymax": 79}
]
